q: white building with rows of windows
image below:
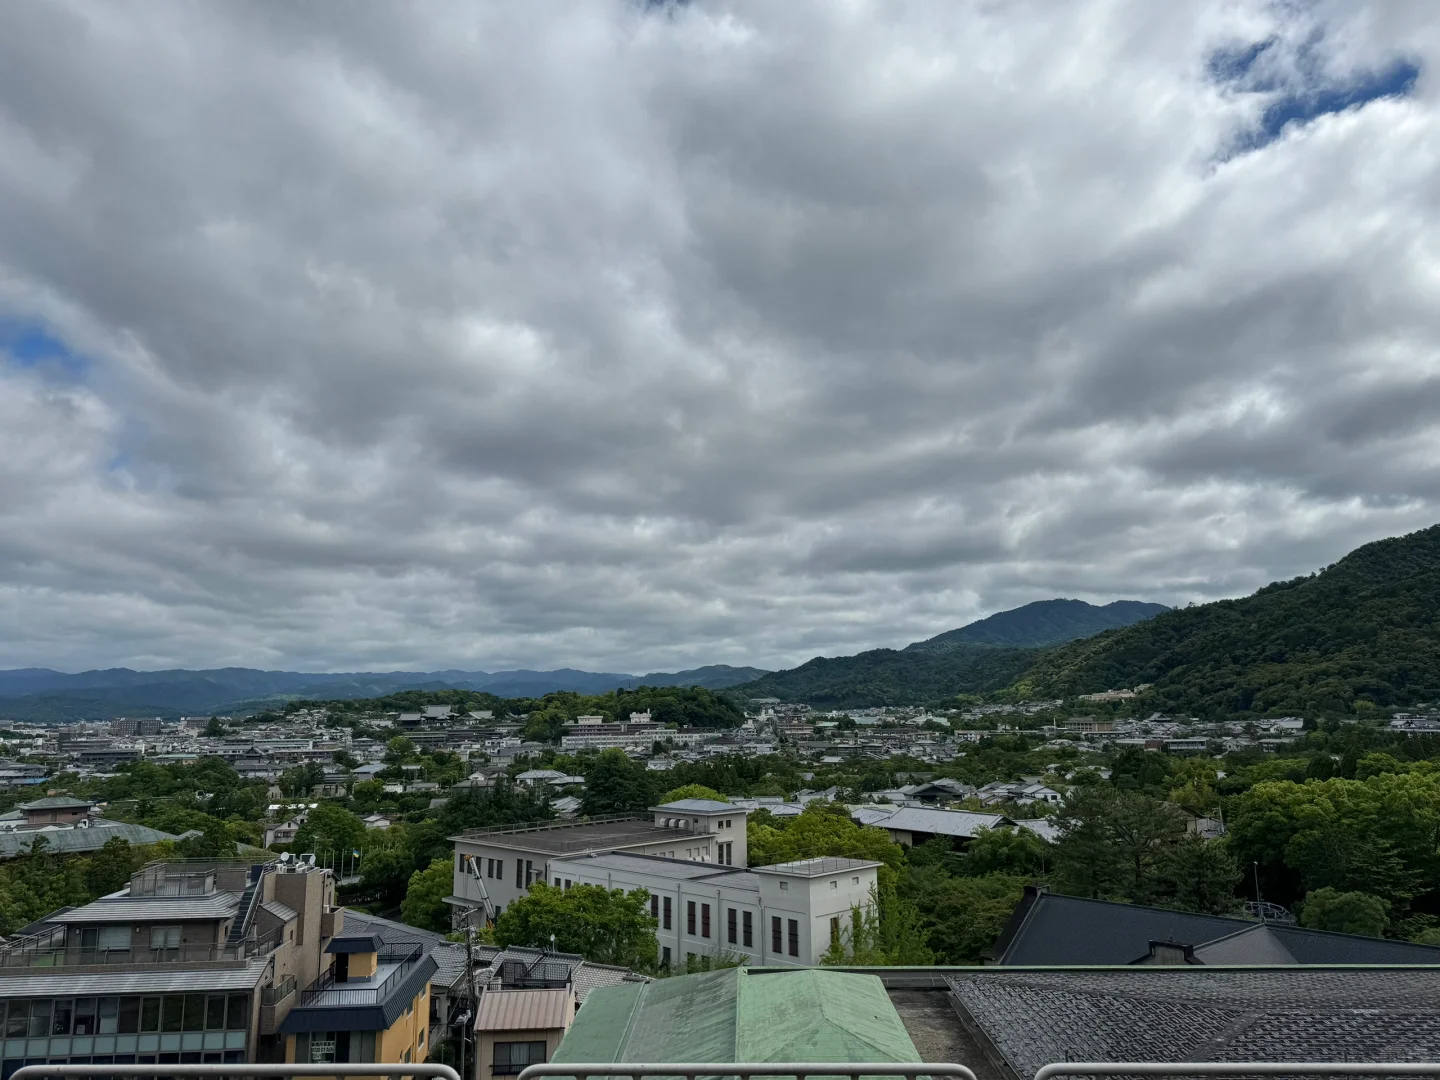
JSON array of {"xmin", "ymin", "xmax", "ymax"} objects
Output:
[{"xmin": 447, "ymin": 799, "xmax": 879, "ymax": 967}]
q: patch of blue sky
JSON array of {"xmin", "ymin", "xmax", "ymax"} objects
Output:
[
  {"xmin": 1210, "ymin": 31, "xmax": 1421, "ymax": 156},
  {"xmin": 0, "ymin": 319, "xmax": 91, "ymax": 378}
]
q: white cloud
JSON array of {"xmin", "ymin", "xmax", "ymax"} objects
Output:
[{"xmin": 0, "ymin": 0, "xmax": 1438, "ymax": 672}]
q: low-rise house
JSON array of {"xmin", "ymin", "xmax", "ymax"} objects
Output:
[{"xmin": 475, "ymin": 987, "xmax": 576, "ymax": 1080}]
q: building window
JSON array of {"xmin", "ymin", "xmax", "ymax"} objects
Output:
[
  {"xmin": 830, "ymin": 880, "xmax": 838, "ymax": 890},
  {"xmin": 788, "ymin": 919, "xmax": 799, "ymax": 957},
  {"xmin": 779, "ymin": 881, "xmax": 788, "ymax": 891},
  {"xmin": 727, "ymin": 908, "xmax": 737, "ymax": 944},
  {"xmin": 830, "ymin": 917, "xmax": 841, "ymax": 947},
  {"xmin": 663, "ymin": 896, "xmax": 672, "ymax": 930},
  {"xmin": 771, "ymin": 916, "xmax": 782, "ymax": 953},
  {"xmin": 701, "ymin": 904, "xmax": 711, "ymax": 939},
  {"xmin": 743, "ymin": 911, "xmax": 753, "ymax": 948},
  {"xmin": 516, "ymin": 859, "xmax": 524, "ymax": 888},
  {"xmin": 687, "ymin": 901, "xmax": 696, "ymax": 935},
  {"xmin": 662, "ymin": 946, "xmax": 672, "ymax": 967},
  {"xmin": 150, "ymin": 926, "xmax": 181, "ymax": 955},
  {"xmin": 554, "ymin": 877, "xmax": 561, "ymax": 887},
  {"xmin": 651, "ymin": 894, "xmax": 659, "ymax": 920},
  {"xmin": 81, "ymin": 926, "xmax": 131, "ymax": 956},
  {"xmin": 493, "ymin": 1041, "xmax": 547, "ymax": 1075},
  {"xmin": 853, "ymin": 876, "xmax": 860, "ymax": 885}
]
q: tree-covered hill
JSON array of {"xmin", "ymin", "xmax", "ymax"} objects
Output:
[
  {"xmin": 733, "ymin": 642, "xmax": 1041, "ymax": 707},
  {"xmin": 906, "ymin": 598, "xmax": 1168, "ymax": 651},
  {"xmin": 1009, "ymin": 523, "xmax": 1440, "ymax": 717}
]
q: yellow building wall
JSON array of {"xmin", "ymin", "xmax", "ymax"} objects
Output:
[{"xmin": 281, "ymin": 981, "xmax": 430, "ymax": 1079}]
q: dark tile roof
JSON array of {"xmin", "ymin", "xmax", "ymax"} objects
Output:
[
  {"xmin": 947, "ymin": 969, "xmax": 1440, "ymax": 1079},
  {"xmin": 994, "ymin": 887, "xmax": 1440, "ymax": 966}
]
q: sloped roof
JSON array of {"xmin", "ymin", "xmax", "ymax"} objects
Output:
[
  {"xmin": 53, "ymin": 892, "xmax": 239, "ymax": 922},
  {"xmin": 1192, "ymin": 925, "xmax": 1297, "ymax": 965},
  {"xmin": 0, "ymin": 821, "xmax": 178, "ymax": 858},
  {"xmin": 0, "ymin": 959, "xmax": 269, "ymax": 999},
  {"xmin": 16, "ymin": 796, "xmax": 93, "ymax": 810},
  {"xmin": 863, "ymin": 805, "xmax": 1011, "ymax": 838},
  {"xmin": 995, "ymin": 889, "xmax": 1440, "ymax": 966},
  {"xmin": 552, "ymin": 968, "xmax": 919, "ymax": 1066},
  {"xmin": 948, "ymin": 968, "xmax": 1440, "ymax": 1079},
  {"xmin": 475, "ymin": 988, "xmax": 573, "ymax": 1032}
]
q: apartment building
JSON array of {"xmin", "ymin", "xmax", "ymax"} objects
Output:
[
  {"xmin": 278, "ymin": 931, "xmax": 436, "ymax": 1072},
  {"xmin": 449, "ymin": 800, "xmax": 748, "ymax": 922},
  {"xmin": 0, "ymin": 856, "xmax": 339, "ymax": 1075}
]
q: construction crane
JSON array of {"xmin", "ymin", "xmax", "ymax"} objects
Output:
[{"xmin": 465, "ymin": 857, "xmax": 497, "ymax": 924}]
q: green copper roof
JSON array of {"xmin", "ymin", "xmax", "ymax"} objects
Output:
[{"xmin": 553, "ymin": 968, "xmax": 919, "ymax": 1067}]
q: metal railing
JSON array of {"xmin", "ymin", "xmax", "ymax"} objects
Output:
[
  {"xmin": 0, "ymin": 927, "xmax": 284, "ymax": 969},
  {"xmin": 517, "ymin": 1066, "xmax": 977, "ymax": 1080},
  {"xmin": 457, "ymin": 813, "xmax": 705, "ymax": 847},
  {"xmin": 13, "ymin": 1066, "xmax": 460, "ymax": 1080},
  {"xmin": 296, "ymin": 946, "xmax": 425, "ymax": 1007},
  {"xmin": 1033, "ymin": 1067, "xmax": 1440, "ymax": 1080},
  {"xmin": 262, "ymin": 973, "xmax": 298, "ymax": 1005}
]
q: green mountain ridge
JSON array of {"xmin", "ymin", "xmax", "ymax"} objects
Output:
[
  {"xmin": 1010, "ymin": 523, "xmax": 1440, "ymax": 716},
  {"xmin": 905, "ymin": 598, "xmax": 1170, "ymax": 651},
  {"xmin": 732, "ymin": 596, "xmax": 1169, "ymax": 707}
]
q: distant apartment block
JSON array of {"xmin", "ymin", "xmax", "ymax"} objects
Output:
[{"xmin": 109, "ymin": 719, "xmax": 163, "ymax": 737}]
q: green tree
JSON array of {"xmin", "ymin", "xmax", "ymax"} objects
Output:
[
  {"xmin": 1051, "ymin": 787, "xmax": 1186, "ymax": 902},
  {"xmin": 204, "ymin": 716, "xmax": 225, "ymax": 737},
  {"xmin": 385, "ymin": 736, "xmax": 417, "ymax": 764},
  {"xmin": 84, "ymin": 838, "xmax": 145, "ymax": 897},
  {"xmin": 1298, "ymin": 887, "xmax": 1388, "ymax": 937},
  {"xmin": 1152, "ymin": 835, "xmax": 1242, "ymax": 915},
  {"xmin": 493, "ymin": 882, "xmax": 658, "ymax": 968},
  {"xmin": 290, "ymin": 803, "xmax": 366, "ymax": 858},
  {"xmin": 963, "ymin": 826, "xmax": 1049, "ymax": 877},
  {"xmin": 660, "ymin": 784, "xmax": 727, "ymax": 804},
  {"xmin": 332, "ymin": 749, "xmax": 360, "ymax": 770},
  {"xmin": 581, "ymin": 750, "xmax": 659, "ymax": 815},
  {"xmin": 400, "ymin": 857, "xmax": 455, "ymax": 933},
  {"xmin": 905, "ymin": 869, "xmax": 1027, "ymax": 964}
]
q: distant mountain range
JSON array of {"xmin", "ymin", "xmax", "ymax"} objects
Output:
[
  {"xmin": 733, "ymin": 598, "xmax": 1169, "ymax": 706},
  {"xmin": 0, "ymin": 664, "xmax": 769, "ymax": 721}
]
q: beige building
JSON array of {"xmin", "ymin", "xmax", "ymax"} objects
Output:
[
  {"xmin": 474, "ymin": 987, "xmax": 575, "ymax": 1080},
  {"xmin": 0, "ymin": 855, "xmax": 338, "ymax": 1069}
]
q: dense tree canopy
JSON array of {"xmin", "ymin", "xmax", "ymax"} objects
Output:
[{"xmin": 494, "ymin": 882, "xmax": 658, "ymax": 969}]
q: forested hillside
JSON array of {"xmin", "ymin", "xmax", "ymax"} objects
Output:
[
  {"xmin": 1009, "ymin": 524, "xmax": 1440, "ymax": 717},
  {"xmin": 734, "ymin": 642, "xmax": 1040, "ymax": 706},
  {"xmin": 907, "ymin": 599, "xmax": 1168, "ymax": 651}
]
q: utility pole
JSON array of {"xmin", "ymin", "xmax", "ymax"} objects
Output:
[
  {"xmin": 1253, "ymin": 861, "xmax": 1262, "ymax": 911},
  {"xmin": 461, "ymin": 906, "xmax": 479, "ymax": 1080}
]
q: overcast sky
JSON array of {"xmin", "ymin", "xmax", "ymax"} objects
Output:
[{"xmin": 2, "ymin": 1, "xmax": 1439, "ymax": 675}]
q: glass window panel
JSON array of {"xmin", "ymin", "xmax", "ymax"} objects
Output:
[
  {"xmin": 161, "ymin": 997, "xmax": 183, "ymax": 1033},
  {"xmin": 5, "ymin": 1002, "xmax": 25, "ymax": 1038},
  {"xmin": 205, "ymin": 997, "xmax": 225, "ymax": 1031},
  {"xmin": 51, "ymin": 1002, "xmax": 72, "ymax": 1037},
  {"xmin": 183, "ymin": 995, "xmax": 206, "ymax": 1031},
  {"xmin": 139, "ymin": 999, "xmax": 160, "ymax": 1033},
  {"xmin": 225, "ymin": 994, "xmax": 248, "ymax": 1031},
  {"xmin": 25, "ymin": 1003, "xmax": 49, "ymax": 1040},
  {"xmin": 98, "ymin": 999, "xmax": 119, "ymax": 1035},
  {"xmin": 97, "ymin": 927, "xmax": 130, "ymax": 951},
  {"xmin": 117, "ymin": 999, "xmax": 140, "ymax": 1035}
]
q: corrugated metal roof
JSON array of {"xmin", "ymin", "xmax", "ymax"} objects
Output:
[
  {"xmin": 0, "ymin": 960, "xmax": 269, "ymax": 998},
  {"xmin": 17, "ymin": 796, "xmax": 94, "ymax": 810},
  {"xmin": 654, "ymin": 799, "xmax": 734, "ymax": 812},
  {"xmin": 552, "ymin": 968, "xmax": 918, "ymax": 1066},
  {"xmin": 475, "ymin": 988, "xmax": 573, "ymax": 1032},
  {"xmin": 54, "ymin": 893, "xmax": 240, "ymax": 922}
]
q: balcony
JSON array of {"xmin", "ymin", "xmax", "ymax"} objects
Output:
[
  {"xmin": 0, "ymin": 923, "xmax": 283, "ymax": 971},
  {"xmin": 260, "ymin": 974, "xmax": 298, "ymax": 1033},
  {"xmin": 297, "ymin": 947, "xmax": 425, "ymax": 1007},
  {"xmin": 320, "ymin": 904, "xmax": 343, "ymax": 939}
]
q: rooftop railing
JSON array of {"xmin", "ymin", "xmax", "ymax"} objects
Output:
[
  {"xmin": 0, "ymin": 924, "xmax": 284, "ymax": 970},
  {"xmin": 295, "ymin": 946, "xmax": 425, "ymax": 1007}
]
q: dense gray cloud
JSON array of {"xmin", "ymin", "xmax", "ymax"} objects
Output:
[{"xmin": 2, "ymin": 0, "xmax": 1439, "ymax": 673}]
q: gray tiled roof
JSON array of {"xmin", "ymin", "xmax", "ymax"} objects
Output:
[
  {"xmin": 54, "ymin": 893, "xmax": 240, "ymax": 922},
  {"xmin": 429, "ymin": 943, "xmax": 469, "ymax": 990},
  {"xmin": 995, "ymin": 889, "xmax": 1440, "ymax": 965},
  {"xmin": 948, "ymin": 969, "xmax": 1440, "ymax": 1079},
  {"xmin": 339, "ymin": 909, "xmax": 447, "ymax": 950},
  {"xmin": 0, "ymin": 959, "xmax": 270, "ymax": 998},
  {"xmin": 0, "ymin": 822, "xmax": 179, "ymax": 858},
  {"xmin": 570, "ymin": 961, "xmax": 647, "ymax": 1002}
]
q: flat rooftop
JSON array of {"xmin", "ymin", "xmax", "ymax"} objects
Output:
[
  {"xmin": 453, "ymin": 816, "xmax": 701, "ymax": 855},
  {"xmin": 753, "ymin": 856, "xmax": 881, "ymax": 877}
]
